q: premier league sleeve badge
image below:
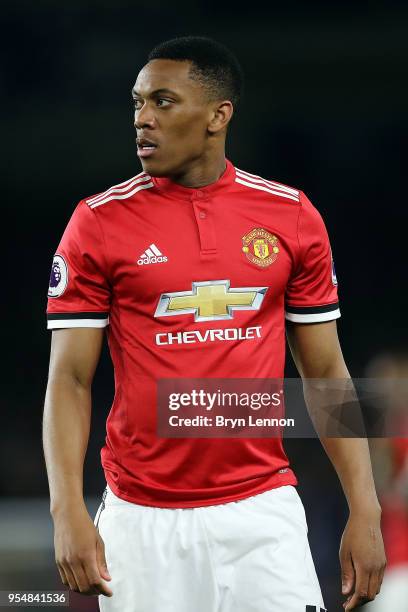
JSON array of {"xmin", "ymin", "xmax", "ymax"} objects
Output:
[{"xmin": 48, "ymin": 254, "xmax": 68, "ymax": 298}]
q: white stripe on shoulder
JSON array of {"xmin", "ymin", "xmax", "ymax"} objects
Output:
[
  {"xmin": 235, "ymin": 167, "xmax": 299, "ymax": 197},
  {"xmin": 89, "ymin": 181, "xmax": 154, "ymax": 209},
  {"xmin": 235, "ymin": 177, "xmax": 300, "ymax": 202},
  {"xmin": 86, "ymin": 172, "xmax": 150, "ymax": 205}
]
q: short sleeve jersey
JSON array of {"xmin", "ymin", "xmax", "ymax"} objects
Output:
[{"xmin": 46, "ymin": 159, "xmax": 340, "ymax": 507}]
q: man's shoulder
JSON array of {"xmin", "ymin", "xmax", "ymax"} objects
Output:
[
  {"xmin": 233, "ymin": 165, "xmax": 301, "ymax": 204},
  {"xmin": 83, "ymin": 171, "xmax": 154, "ymax": 211}
]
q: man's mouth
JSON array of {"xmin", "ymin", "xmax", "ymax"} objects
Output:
[{"xmin": 137, "ymin": 138, "xmax": 158, "ymax": 159}]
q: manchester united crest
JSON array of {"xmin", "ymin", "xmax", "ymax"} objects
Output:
[{"xmin": 242, "ymin": 228, "xmax": 279, "ymax": 268}]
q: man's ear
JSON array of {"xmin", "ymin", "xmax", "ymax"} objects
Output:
[{"xmin": 208, "ymin": 101, "xmax": 234, "ymax": 134}]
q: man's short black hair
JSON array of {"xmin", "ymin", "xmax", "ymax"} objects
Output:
[{"xmin": 147, "ymin": 36, "xmax": 244, "ymax": 110}]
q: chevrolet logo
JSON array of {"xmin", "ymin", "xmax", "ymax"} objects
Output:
[{"xmin": 154, "ymin": 280, "xmax": 268, "ymax": 322}]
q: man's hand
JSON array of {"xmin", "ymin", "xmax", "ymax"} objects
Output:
[
  {"xmin": 339, "ymin": 510, "xmax": 386, "ymax": 610},
  {"xmin": 53, "ymin": 503, "xmax": 113, "ymax": 597}
]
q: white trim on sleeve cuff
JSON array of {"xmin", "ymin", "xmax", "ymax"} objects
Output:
[
  {"xmin": 285, "ymin": 309, "xmax": 341, "ymax": 323},
  {"xmin": 47, "ymin": 318, "xmax": 109, "ymax": 329}
]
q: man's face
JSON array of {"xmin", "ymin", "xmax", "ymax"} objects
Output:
[{"xmin": 132, "ymin": 59, "xmax": 214, "ymax": 177}]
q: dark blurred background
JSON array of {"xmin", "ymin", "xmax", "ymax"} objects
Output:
[{"xmin": 1, "ymin": 1, "xmax": 407, "ymax": 610}]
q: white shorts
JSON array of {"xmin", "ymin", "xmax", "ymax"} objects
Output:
[
  {"xmin": 366, "ymin": 564, "xmax": 408, "ymax": 611},
  {"xmin": 94, "ymin": 484, "xmax": 326, "ymax": 612}
]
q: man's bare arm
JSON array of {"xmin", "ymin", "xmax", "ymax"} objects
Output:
[
  {"xmin": 43, "ymin": 328, "xmax": 113, "ymax": 597},
  {"xmin": 286, "ymin": 320, "xmax": 386, "ymax": 611},
  {"xmin": 44, "ymin": 328, "xmax": 102, "ymax": 512}
]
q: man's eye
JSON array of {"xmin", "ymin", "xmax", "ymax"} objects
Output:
[
  {"xmin": 133, "ymin": 100, "xmax": 143, "ymax": 110},
  {"xmin": 157, "ymin": 98, "xmax": 171, "ymax": 107}
]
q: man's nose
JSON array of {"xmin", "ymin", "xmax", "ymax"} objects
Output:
[{"xmin": 134, "ymin": 104, "xmax": 155, "ymax": 129}]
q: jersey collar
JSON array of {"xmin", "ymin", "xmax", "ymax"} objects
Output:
[{"xmin": 151, "ymin": 158, "xmax": 236, "ymax": 200}]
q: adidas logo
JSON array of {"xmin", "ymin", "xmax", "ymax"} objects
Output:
[{"xmin": 137, "ymin": 243, "xmax": 168, "ymax": 266}]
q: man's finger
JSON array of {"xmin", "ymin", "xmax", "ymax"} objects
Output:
[
  {"xmin": 377, "ymin": 563, "xmax": 386, "ymax": 594},
  {"xmin": 70, "ymin": 562, "xmax": 92, "ymax": 594},
  {"xmin": 340, "ymin": 551, "xmax": 355, "ymax": 595},
  {"xmin": 367, "ymin": 570, "xmax": 380, "ymax": 602},
  {"xmin": 345, "ymin": 564, "xmax": 370, "ymax": 610},
  {"xmin": 61, "ymin": 564, "xmax": 79, "ymax": 592},
  {"xmin": 96, "ymin": 535, "xmax": 112, "ymax": 582},
  {"xmin": 56, "ymin": 563, "xmax": 68, "ymax": 587},
  {"xmin": 82, "ymin": 560, "xmax": 113, "ymax": 597}
]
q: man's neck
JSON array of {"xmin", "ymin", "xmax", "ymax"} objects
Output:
[{"xmin": 167, "ymin": 152, "xmax": 227, "ymax": 188}]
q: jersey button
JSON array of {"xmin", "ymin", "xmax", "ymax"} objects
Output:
[
  {"xmin": 195, "ymin": 191, "xmax": 205, "ymax": 199},
  {"xmin": 199, "ymin": 211, "xmax": 206, "ymax": 219}
]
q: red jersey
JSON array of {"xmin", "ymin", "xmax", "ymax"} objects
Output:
[
  {"xmin": 381, "ymin": 438, "xmax": 408, "ymax": 567},
  {"xmin": 46, "ymin": 159, "xmax": 340, "ymax": 507}
]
